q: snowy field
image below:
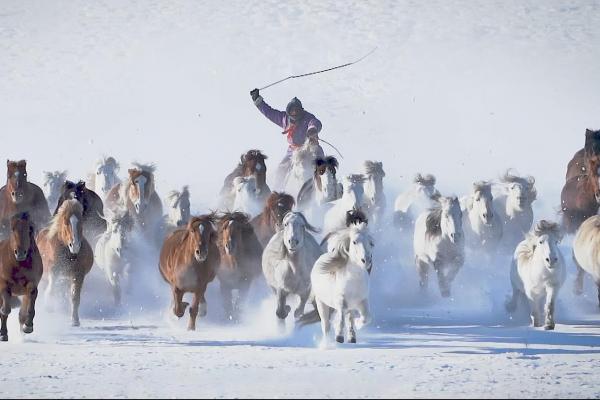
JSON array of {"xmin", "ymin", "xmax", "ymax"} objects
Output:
[{"xmin": 2, "ymin": 0, "xmax": 600, "ymax": 398}]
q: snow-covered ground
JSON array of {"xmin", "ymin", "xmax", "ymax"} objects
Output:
[{"xmin": 1, "ymin": 0, "xmax": 600, "ymax": 398}]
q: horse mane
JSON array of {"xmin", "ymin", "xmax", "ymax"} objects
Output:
[
  {"xmin": 131, "ymin": 162, "xmax": 156, "ymax": 175},
  {"xmin": 473, "ymin": 180, "xmax": 493, "ymax": 196},
  {"xmin": 364, "ymin": 161, "xmax": 385, "ymax": 177},
  {"xmin": 7, "ymin": 160, "xmax": 27, "ymax": 169},
  {"xmin": 320, "ymin": 222, "xmax": 370, "ymax": 270},
  {"xmin": 284, "ymin": 211, "xmax": 320, "ymax": 234},
  {"xmin": 43, "ymin": 170, "xmax": 67, "ymax": 186},
  {"xmin": 166, "ymin": 186, "xmax": 189, "ymax": 204},
  {"xmin": 585, "ymin": 129, "xmax": 600, "ymax": 157},
  {"xmin": 346, "ymin": 207, "xmax": 368, "ymax": 227},
  {"xmin": 47, "ymin": 199, "xmax": 83, "ymax": 240},
  {"xmin": 264, "ymin": 192, "xmax": 295, "ymax": 227},
  {"xmin": 501, "ymin": 169, "xmax": 537, "ymax": 201},
  {"xmin": 425, "ymin": 207, "xmax": 442, "ymax": 237},
  {"xmin": 414, "ymin": 173, "xmax": 436, "ymax": 187},
  {"xmin": 515, "ymin": 220, "xmax": 562, "ymax": 264},
  {"xmin": 218, "ymin": 211, "xmax": 252, "ymax": 231},
  {"xmin": 344, "ymin": 174, "xmax": 366, "ymax": 185}
]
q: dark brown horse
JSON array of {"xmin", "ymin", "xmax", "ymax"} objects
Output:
[
  {"xmin": 216, "ymin": 212, "xmax": 263, "ymax": 321},
  {"xmin": 0, "ymin": 160, "xmax": 51, "ymax": 239},
  {"xmin": 219, "ymin": 150, "xmax": 271, "ymax": 209},
  {"xmin": 159, "ymin": 214, "xmax": 220, "ymax": 330},
  {"xmin": 250, "ymin": 191, "xmax": 295, "ymax": 247},
  {"xmin": 37, "ymin": 199, "xmax": 94, "ymax": 327},
  {"xmin": 561, "ymin": 156, "xmax": 600, "ymax": 234},
  {"xmin": 54, "ymin": 180, "xmax": 106, "ymax": 243},
  {"xmin": 566, "ymin": 129, "xmax": 600, "ymax": 181},
  {"xmin": 0, "ymin": 213, "xmax": 43, "ymax": 341}
]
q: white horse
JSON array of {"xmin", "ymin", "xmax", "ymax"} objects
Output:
[
  {"xmin": 89, "ymin": 156, "xmax": 121, "ymax": 200},
  {"xmin": 506, "ymin": 220, "xmax": 565, "ymax": 330},
  {"xmin": 165, "ymin": 186, "xmax": 191, "ymax": 229},
  {"xmin": 296, "ymin": 156, "xmax": 341, "ymax": 226},
  {"xmin": 362, "ymin": 161, "xmax": 386, "ymax": 228},
  {"xmin": 94, "ymin": 209, "xmax": 134, "ymax": 306},
  {"xmin": 262, "ymin": 212, "xmax": 322, "ymax": 321},
  {"xmin": 493, "ymin": 171, "xmax": 537, "ymax": 250},
  {"xmin": 232, "ymin": 176, "xmax": 263, "ymax": 218},
  {"xmin": 283, "ymin": 141, "xmax": 323, "ymax": 196},
  {"xmin": 461, "ymin": 181, "xmax": 503, "ymax": 253},
  {"xmin": 414, "ymin": 196, "xmax": 464, "ymax": 297},
  {"xmin": 306, "ymin": 220, "xmax": 374, "ymax": 345},
  {"xmin": 394, "ymin": 173, "xmax": 440, "ymax": 230},
  {"xmin": 323, "ymin": 174, "xmax": 366, "ymax": 234},
  {"xmin": 573, "ymin": 215, "xmax": 600, "ymax": 305},
  {"xmin": 42, "ymin": 170, "xmax": 67, "ymax": 212}
]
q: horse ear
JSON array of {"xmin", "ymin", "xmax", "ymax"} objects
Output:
[{"xmin": 527, "ymin": 176, "xmax": 535, "ymax": 186}]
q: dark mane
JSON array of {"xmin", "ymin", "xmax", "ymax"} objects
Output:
[
  {"xmin": 219, "ymin": 211, "xmax": 253, "ymax": 232},
  {"xmin": 585, "ymin": 129, "xmax": 600, "ymax": 158},
  {"xmin": 346, "ymin": 207, "xmax": 368, "ymax": 227},
  {"xmin": 425, "ymin": 207, "xmax": 442, "ymax": 237},
  {"xmin": 414, "ymin": 173, "xmax": 436, "ymax": 187}
]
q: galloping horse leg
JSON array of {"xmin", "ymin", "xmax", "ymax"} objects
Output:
[
  {"xmin": 573, "ymin": 253, "xmax": 585, "ymax": 296},
  {"xmin": 416, "ymin": 259, "xmax": 429, "ymax": 290},
  {"xmin": 198, "ymin": 282, "xmax": 209, "ymax": 318},
  {"xmin": 596, "ymin": 282, "xmax": 600, "ymax": 309},
  {"xmin": 295, "ymin": 288, "xmax": 310, "ymax": 319},
  {"xmin": 543, "ymin": 287, "xmax": 556, "ymax": 330},
  {"xmin": 316, "ymin": 299, "xmax": 331, "ymax": 346},
  {"xmin": 436, "ymin": 265, "xmax": 451, "ymax": 298},
  {"xmin": 505, "ymin": 282, "xmax": 521, "ymax": 313},
  {"xmin": 275, "ymin": 289, "xmax": 290, "ymax": 320},
  {"xmin": 188, "ymin": 291, "xmax": 201, "ymax": 331},
  {"xmin": 234, "ymin": 280, "xmax": 251, "ymax": 322},
  {"xmin": 172, "ymin": 287, "xmax": 188, "ymax": 318},
  {"xmin": 44, "ymin": 269, "xmax": 57, "ymax": 311},
  {"xmin": 19, "ymin": 285, "xmax": 38, "ymax": 334},
  {"xmin": 70, "ymin": 275, "xmax": 84, "ymax": 327},
  {"xmin": 345, "ymin": 310, "xmax": 356, "ymax": 344},
  {"xmin": 220, "ymin": 284, "xmax": 233, "ymax": 321},
  {"xmin": 0, "ymin": 288, "xmax": 11, "ymax": 341},
  {"xmin": 356, "ymin": 299, "xmax": 371, "ymax": 329},
  {"xmin": 111, "ymin": 274, "xmax": 121, "ymax": 307},
  {"xmin": 334, "ymin": 302, "xmax": 346, "ymax": 343},
  {"xmin": 529, "ymin": 298, "xmax": 543, "ymax": 328}
]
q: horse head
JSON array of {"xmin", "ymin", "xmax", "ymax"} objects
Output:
[
  {"xmin": 6, "ymin": 160, "xmax": 28, "ymax": 205},
  {"xmin": 314, "ymin": 157, "xmax": 339, "ymax": 202},
  {"xmin": 43, "ymin": 170, "xmax": 67, "ymax": 203},
  {"xmin": 341, "ymin": 174, "xmax": 366, "ymax": 208},
  {"xmin": 127, "ymin": 165, "xmax": 155, "ymax": 215},
  {"xmin": 9, "ymin": 212, "xmax": 33, "ymax": 262},
  {"xmin": 232, "ymin": 176, "xmax": 260, "ymax": 215},
  {"xmin": 53, "ymin": 199, "xmax": 84, "ymax": 255},
  {"xmin": 105, "ymin": 208, "xmax": 133, "ymax": 258},
  {"xmin": 439, "ymin": 196, "xmax": 463, "ymax": 244},
  {"xmin": 167, "ymin": 186, "xmax": 191, "ymax": 227},
  {"xmin": 266, "ymin": 192, "xmax": 295, "ymax": 229},
  {"xmin": 241, "ymin": 150, "xmax": 268, "ymax": 189},
  {"xmin": 469, "ymin": 181, "xmax": 494, "ymax": 225},
  {"xmin": 347, "ymin": 222, "xmax": 374, "ymax": 273},
  {"xmin": 501, "ymin": 170, "xmax": 537, "ymax": 209},
  {"xmin": 282, "ymin": 211, "xmax": 318, "ymax": 253},
  {"xmin": 218, "ymin": 212, "xmax": 250, "ymax": 257},
  {"xmin": 187, "ymin": 215, "xmax": 216, "ymax": 263},
  {"xmin": 531, "ymin": 220, "xmax": 562, "ymax": 270},
  {"xmin": 95, "ymin": 156, "xmax": 120, "ymax": 194}
]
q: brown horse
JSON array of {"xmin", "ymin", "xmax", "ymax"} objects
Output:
[
  {"xmin": 106, "ymin": 163, "xmax": 163, "ymax": 236},
  {"xmin": 0, "ymin": 213, "xmax": 43, "ymax": 341},
  {"xmin": 561, "ymin": 156, "xmax": 600, "ymax": 234},
  {"xmin": 250, "ymin": 191, "xmax": 295, "ymax": 247},
  {"xmin": 159, "ymin": 214, "xmax": 220, "ymax": 330},
  {"xmin": 219, "ymin": 150, "xmax": 271, "ymax": 209},
  {"xmin": 37, "ymin": 199, "xmax": 93, "ymax": 327},
  {"xmin": 54, "ymin": 180, "xmax": 106, "ymax": 243},
  {"xmin": 216, "ymin": 212, "xmax": 263, "ymax": 321},
  {"xmin": 566, "ymin": 129, "xmax": 600, "ymax": 181},
  {"xmin": 0, "ymin": 160, "xmax": 51, "ymax": 239}
]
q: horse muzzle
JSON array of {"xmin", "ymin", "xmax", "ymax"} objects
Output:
[
  {"xmin": 11, "ymin": 191, "xmax": 24, "ymax": 204},
  {"xmin": 14, "ymin": 249, "xmax": 28, "ymax": 262},
  {"xmin": 68, "ymin": 242, "xmax": 81, "ymax": 255},
  {"xmin": 195, "ymin": 250, "xmax": 208, "ymax": 263}
]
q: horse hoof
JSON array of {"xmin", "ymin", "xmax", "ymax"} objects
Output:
[
  {"xmin": 294, "ymin": 308, "xmax": 304, "ymax": 319},
  {"xmin": 72, "ymin": 320, "xmax": 80, "ymax": 327},
  {"xmin": 350, "ymin": 337, "xmax": 357, "ymax": 344},
  {"xmin": 21, "ymin": 324, "xmax": 33, "ymax": 334},
  {"xmin": 335, "ymin": 335, "xmax": 344, "ymax": 344},
  {"xmin": 441, "ymin": 289, "xmax": 451, "ymax": 298},
  {"xmin": 544, "ymin": 324, "xmax": 555, "ymax": 331},
  {"xmin": 187, "ymin": 326, "xmax": 196, "ymax": 332},
  {"xmin": 0, "ymin": 334, "xmax": 7, "ymax": 342}
]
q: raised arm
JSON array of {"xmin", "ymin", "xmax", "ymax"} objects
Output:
[{"xmin": 250, "ymin": 89, "xmax": 286, "ymax": 129}]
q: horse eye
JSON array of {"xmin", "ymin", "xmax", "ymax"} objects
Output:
[{"xmin": 353, "ymin": 241, "xmax": 357, "ymax": 245}]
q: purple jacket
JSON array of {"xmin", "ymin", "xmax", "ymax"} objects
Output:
[{"xmin": 254, "ymin": 96, "xmax": 322, "ymax": 155}]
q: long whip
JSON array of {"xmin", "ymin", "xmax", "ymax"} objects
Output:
[
  {"xmin": 259, "ymin": 47, "xmax": 377, "ymax": 91},
  {"xmin": 318, "ymin": 138, "xmax": 345, "ymax": 159}
]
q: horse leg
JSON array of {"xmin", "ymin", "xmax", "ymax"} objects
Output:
[
  {"xmin": 597, "ymin": 283, "xmax": 600, "ymax": 310},
  {"xmin": 505, "ymin": 281, "xmax": 521, "ymax": 313},
  {"xmin": 70, "ymin": 275, "xmax": 84, "ymax": 327},
  {"xmin": 19, "ymin": 285, "xmax": 38, "ymax": 334},
  {"xmin": 573, "ymin": 253, "xmax": 585, "ymax": 296},
  {"xmin": 334, "ymin": 302, "xmax": 346, "ymax": 344},
  {"xmin": 44, "ymin": 269, "xmax": 57, "ymax": 311},
  {"xmin": 275, "ymin": 289, "xmax": 290, "ymax": 320},
  {"xmin": 187, "ymin": 291, "xmax": 201, "ymax": 331},
  {"xmin": 544, "ymin": 287, "xmax": 557, "ymax": 330},
  {"xmin": 295, "ymin": 288, "xmax": 310, "ymax": 319},
  {"xmin": 198, "ymin": 282, "xmax": 209, "ymax": 318},
  {"xmin": 111, "ymin": 273, "xmax": 122, "ymax": 307},
  {"xmin": 315, "ymin": 299, "xmax": 331, "ymax": 347},
  {"xmin": 0, "ymin": 288, "xmax": 11, "ymax": 341},
  {"xmin": 529, "ymin": 298, "xmax": 542, "ymax": 328},
  {"xmin": 416, "ymin": 258, "xmax": 429, "ymax": 291},
  {"xmin": 220, "ymin": 284, "xmax": 233, "ymax": 321},
  {"xmin": 172, "ymin": 287, "xmax": 188, "ymax": 318},
  {"xmin": 346, "ymin": 310, "xmax": 356, "ymax": 344},
  {"xmin": 356, "ymin": 299, "xmax": 372, "ymax": 329},
  {"xmin": 436, "ymin": 265, "xmax": 451, "ymax": 298}
]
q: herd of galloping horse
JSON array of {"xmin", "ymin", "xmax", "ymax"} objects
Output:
[{"xmin": 1, "ymin": 128, "xmax": 600, "ymax": 344}]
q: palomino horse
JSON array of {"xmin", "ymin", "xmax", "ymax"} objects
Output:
[
  {"xmin": 297, "ymin": 156, "xmax": 341, "ymax": 209},
  {"xmin": 0, "ymin": 160, "xmax": 51, "ymax": 239},
  {"xmin": 216, "ymin": 212, "xmax": 263, "ymax": 321},
  {"xmin": 566, "ymin": 129, "xmax": 600, "ymax": 181},
  {"xmin": 393, "ymin": 173, "xmax": 441, "ymax": 230},
  {"xmin": 506, "ymin": 220, "xmax": 565, "ymax": 330},
  {"xmin": 220, "ymin": 150, "xmax": 271, "ymax": 209},
  {"xmin": 54, "ymin": 180, "xmax": 106, "ymax": 243},
  {"xmin": 88, "ymin": 156, "xmax": 121, "ymax": 201},
  {"xmin": 494, "ymin": 170, "xmax": 536, "ymax": 250},
  {"xmin": 262, "ymin": 212, "xmax": 322, "ymax": 321},
  {"xmin": 106, "ymin": 163, "xmax": 163, "ymax": 236},
  {"xmin": 37, "ymin": 199, "xmax": 94, "ymax": 327},
  {"xmin": 300, "ymin": 217, "xmax": 374, "ymax": 346},
  {"xmin": 42, "ymin": 170, "xmax": 67, "ymax": 212},
  {"xmin": 362, "ymin": 161, "xmax": 386, "ymax": 228},
  {"xmin": 165, "ymin": 186, "xmax": 191, "ymax": 230},
  {"xmin": 561, "ymin": 156, "xmax": 600, "ymax": 234},
  {"xmin": 573, "ymin": 215, "xmax": 600, "ymax": 306},
  {"xmin": 251, "ymin": 191, "xmax": 295, "ymax": 247},
  {"xmin": 414, "ymin": 196, "xmax": 464, "ymax": 297},
  {"xmin": 231, "ymin": 176, "xmax": 263, "ymax": 218},
  {"xmin": 94, "ymin": 208, "xmax": 134, "ymax": 306},
  {"xmin": 159, "ymin": 214, "xmax": 220, "ymax": 330},
  {"xmin": 461, "ymin": 181, "xmax": 503, "ymax": 253},
  {"xmin": 0, "ymin": 213, "xmax": 43, "ymax": 341},
  {"xmin": 283, "ymin": 141, "xmax": 323, "ymax": 196},
  {"xmin": 323, "ymin": 175, "xmax": 366, "ymax": 234}
]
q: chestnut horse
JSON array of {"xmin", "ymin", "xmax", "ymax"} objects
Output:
[
  {"xmin": 566, "ymin": 129, "xmax": 600, "ymax": 181},
  {"xmin": 159, "ymin": 214, "xmax": 220, "ymax": 330},
  {"xmin": 561, "ymin": 156, "xmax": 600, "ymax": 234},
  {"xmin": 0, "ymin": 213, "xmax": 43, "ymax": 341},
  {"xmin": 106, "ymin": 163, "xmax": 163, "ymax": 236},
  {"xmin": 250, "ymin": 191, "xmax": 295, "ymax": 247},
  {"xmin": 0, "ymin": 160, "xmax": 51, "ymax": 239},
  {"xmin": 54, "ymin": 180, "xmax": 106, "ymax": 243},
  {"xmin": 216, "ymin": 212, "xmax": 263, "ymax": 321},
  {"xmin": 219, "ymin": 150, "xmax": 271, "ymax": 209},
  {"xmin": 37, "ymin": 199, "xmax": 94, "ymax": 327}
]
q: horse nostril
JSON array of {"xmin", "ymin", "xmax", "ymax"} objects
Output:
[
  {"xmin": 545, "ymin": 257, "xmax": 550, "ymax": 263},
  {"xmin": 361, "ymin": 258, "xmax": 366, "ymax": 264}
]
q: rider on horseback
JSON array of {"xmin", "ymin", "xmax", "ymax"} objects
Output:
[{"xmin": 250, "ymin": 88, "xmax": 324, "ymax": 188}]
